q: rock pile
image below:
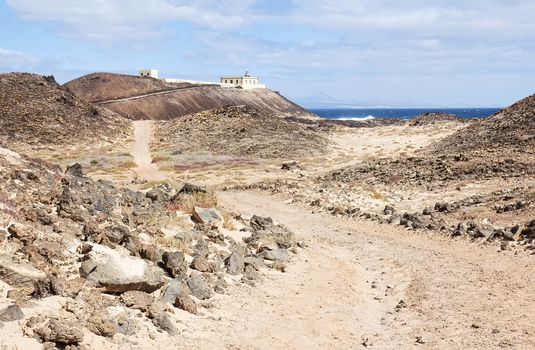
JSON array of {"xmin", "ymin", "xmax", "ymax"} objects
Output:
[
  {"xmin": 0, "ymin": 147, "xmax": 301, "ymax": 348},
  {"xmin": 408, "ymin": 112, "xmax": 461, "ymax": 126},
  {"xmin": 320, "ymin": 154, "xmax": 534, "ymax": 188}
]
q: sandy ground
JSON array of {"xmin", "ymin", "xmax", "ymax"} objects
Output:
[
  {"xmin": 179, "ymin": 191, "xmax": 535, "ymax": 350},
  {"xmin": 131, "ymin": 120, "xmax": 168, "ymax": 182},
  {"xmin": 141, "ymin": 122, "xmax": 464, "ymax": 189}
]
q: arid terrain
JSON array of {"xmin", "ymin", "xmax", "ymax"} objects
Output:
[
  {"xmin": 65, "ymin": 73, "xmax": 316, "ymax": 120},
  {"xmin": 0, "ymin": 72, "xmax": 534, "ymax": 349}
]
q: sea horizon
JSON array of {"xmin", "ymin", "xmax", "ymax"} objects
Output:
[{"xmin": 308, "ymin": 107, "xmax": 502, "ymax": 121}]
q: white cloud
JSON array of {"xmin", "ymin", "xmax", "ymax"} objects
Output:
[
  {"xmin": 0, "ymin": 48, "xmax": 40, "ymax": 68},
  {"xmin": 6, "ymin": 0, "xmax": 250, "ymax": 41}
]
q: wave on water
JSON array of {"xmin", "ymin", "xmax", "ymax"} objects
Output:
[{"xmin": 334, "ymin": 115, "xmax": 375, "ymax": 121}]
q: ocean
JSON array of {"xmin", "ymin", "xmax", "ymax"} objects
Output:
[{"xmin": 308, "ymin": 108, "xmax": 501, "ymax": 121}]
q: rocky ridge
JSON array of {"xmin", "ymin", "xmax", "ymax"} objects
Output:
[
  {"xmin": 431, "ymin": 93, "xmax": 535, "ymax": 154},
  {"xmin": 0, "ymin": 73, "xmax": 130, "ymax": 152},
  {"xmin": 0, "ymin": 147, "xmax": 301, "ymax": 348},
  {"xmin": 153, "ymin": 105, "xmax": 330, "ymax": 159},
  {"xmin": 64, "ymin": 72, "xmax": 195, "ymax": 103}
]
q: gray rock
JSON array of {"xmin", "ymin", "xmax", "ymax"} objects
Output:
[
  {"xmin": 244, "ymin": 256, "xmax": 265, "ymax": 271},
  {"xmin": 116, "ymin": 314, "xmax": 137, "ymax": 336},
  {"xmin": 87, "ymin": 311, "xmax": 118, "ymax": 337},
  {"xmin": 174, "ymin": 230, "xmax": 200, "ymax": 246},
  {"xmin": 187, "ymin": 273, "xmax": 213, "ymax": 300},
  {"xmin": 383, "ymin": 205, "xmax": 395, "ymax": 215},
  {"xmin": 178, "ymin": 183, "xmax": 206, "ymax": 195},
  {"xmin": 175, "ymin": 292, "xmax": 197, "ymax": 314},
  {"xmin": 456, "ymin": 222, "xmax": 468, "ymax": 235},
  {"xmin": 281, "ymin": 161, "xmax": 301, "ymax": 171},
  {"xmin": 192, "ymin": 207, "xmax": 223, "ymax": 226},
  {"xmin": 82, "ymin": 245, "xmax": 164, "ymax": 293},
  {"xmin": 260, "ymin": 248, "xmax": 289, "ymax": 262},
  {"xmin": 65, "ymin": 163, "xmax": 83, "ymax": 177},
  {"xmin": 246, "ymin": 216, "xmax": 296, "ymax": 249},
  {"xmin": 162, "ymin": 251, "xmax": 187, "ymax": 277},
  {"xmin": 121, "ymin": 291, "xmax": 152, "ymax": 311},
  {"xmin": 34, "ymin": 318, "xmax": 84, "ymax": 345},
  {"xmin": 190, "ymin": 256, "xmax": 212, "ymax": 272},
  {"xmin": 250, "ymin": 215, "xmax": 274, "ymax": 231},
  {"xmin": 434, "ymin": 202, "xmax": 451, "ymax": 212},
  {"xmin": 146, "ymin": 184, "xmax": 173, "ymax": 202},
  {"xmin": 0, "ymin": 304, "xmax": 24, "ymax": 322},
  {"xmin": 242, "ymin": 264, "xmax": 261, "ymax": 282},
  {"xmin": 225, "ymin": 249, "xmax": 245, "ymax": 275},
  {"xmin": 0, "ymin": 255, "xmax": 47, "ymax": 299},
  {"xmin": 161, "ymin": 278, "xmax": 185, "ymax": 304},
  {"xmin": 152, "ymin": 313, "xmax": 178, "ymax": 336},
  {"xmin": 104, "ymin": 225, "xmax": 129, "ymax": 244}
]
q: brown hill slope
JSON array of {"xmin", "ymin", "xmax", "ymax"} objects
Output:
[
  {"xmin": 64, "ymin": 72, "xmax": 196, "ymax": 102},
  {"xmin": 153, "ymin": 105, "xmax": 328, "ymax": 159},
  {"xmin": 430, "ymin": 93, "xmax": 535, "ymax": 154},
  {"xmin": 0, "ymin": 73, "xmax": 130, "ymax": 151},
  {"xmin": 65, "ymin": 73, "xmax": 317, "ymax": 120}
]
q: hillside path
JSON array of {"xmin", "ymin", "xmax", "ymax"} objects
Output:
[
  {"xmin": 131, "ymin": 120, "xmax": 167, "ymax": 181},
  {"xmin": 96, "ymin": 85, "xmax": 212, "ymax": 105},
  {"xmin": 182, "ymin": 190, "xmax": 535, "ymax": 350}
]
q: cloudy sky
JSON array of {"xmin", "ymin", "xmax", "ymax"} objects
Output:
[{"xmin": 1, "ymin": 0, "xmax": 534, "ymax": 107}]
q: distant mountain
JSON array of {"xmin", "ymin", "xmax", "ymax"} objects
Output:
[{"xmin": 292, "ymin": 93, "xmax": 472, "ymax": 109}]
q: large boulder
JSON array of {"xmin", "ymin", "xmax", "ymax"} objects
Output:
[{"xmin": 80, "ymin": 244, "xmax": 164, "ymax": 293}]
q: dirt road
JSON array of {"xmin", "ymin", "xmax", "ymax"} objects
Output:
[
  {"xmin": 183, "ymin": 191, "xmax": 535, "ymax": 350},
  {"xmin": 131, "ymin": 120, "xmax": 167, "ymax": 181}
]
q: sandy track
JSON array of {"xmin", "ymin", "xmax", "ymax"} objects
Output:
[
  {"xmin": 131, "ymin": 120, "xmax": 167, "ymax": 181},
  {"xmin": 182, "ymin": 191, "xmax": 535, "ymax": 350}
]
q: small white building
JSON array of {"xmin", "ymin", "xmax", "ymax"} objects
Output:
[
  {"xmin": 139, "ymin": 69, "xmax": 159, "ymax": 79},
  {"xmin": 220, "ymin": 71, "xmax": 266, "ymax": 89}
]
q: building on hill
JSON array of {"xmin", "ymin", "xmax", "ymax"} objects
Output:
[
  {"xmin": 137, "ymin": 69, "xmax": 266, "ymax": 89},
  {"xmin": 139, "ymin": 69, "xmax": 159, "ymax": 79},
  {"xmin": 220, "ymin": 71, "xmax": 266, "ymax": 89}
]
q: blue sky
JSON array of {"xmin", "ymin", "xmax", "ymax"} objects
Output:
[{"xmin": 1, "ymin": 0, "xmax": 534, "ymax": 107}]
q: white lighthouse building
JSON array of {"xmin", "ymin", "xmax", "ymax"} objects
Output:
[{"xmin": 220, "ymin": 71, "xmax": 266, "ymax": 90}]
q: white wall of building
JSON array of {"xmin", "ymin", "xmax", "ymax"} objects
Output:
[
  {"xmin": 163, "ymin": 78, "xmax": 216, "ymax": 85},
  {"xmin": 220, "ymin": 75, "xmax": 265, "ymax": 89},
  {"xmin": 139, "ymin": 69, "xmax": 159, "ymax": 79}
]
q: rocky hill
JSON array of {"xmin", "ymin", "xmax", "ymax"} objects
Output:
[
  {"xmin": 430, "ymin": 93, "xmax": 535, "ymax": 154},
  {"xmin": 64, "ymin": 72, "xmax": 195, "ymax": 103},
  {"xmin": 0, "ymin": 73, "xmax": 130, "ymax": 151},
  {"xmin": 0, "ymin": 146, "xmax": 301, "ymax": 348},
  {"xmin": 65, "ymin": 73, "xmax": 317, "ymax": 120},
  {"xmin": 153, "ymin": 105, "xmax": 329, "ymax": 159}
]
